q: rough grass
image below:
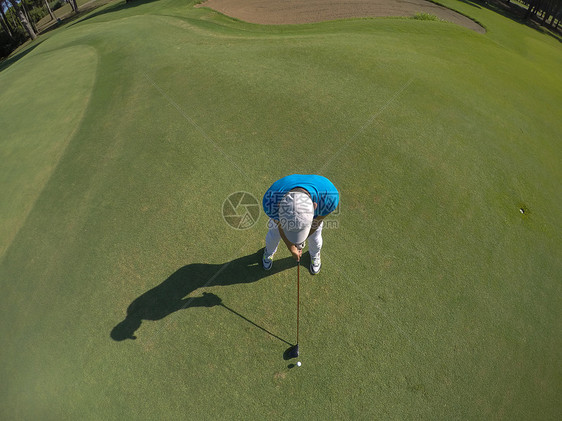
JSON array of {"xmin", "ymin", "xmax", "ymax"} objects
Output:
[
  {"xmin": 0, "ymin": 0, "xmax": 561, "ymax": 419},
  {"xmin": 412, "ymin": 12, "xmax": 441, "ymax": 20}
]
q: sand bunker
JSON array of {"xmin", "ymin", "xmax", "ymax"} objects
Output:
[{"xmin": 197, "ymin": 0, "xmax": 485, "ymax": 33}]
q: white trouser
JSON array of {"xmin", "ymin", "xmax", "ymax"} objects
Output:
[{"xmin": 265, "ymin": 218, "xmax": 323, "ymax": 260}]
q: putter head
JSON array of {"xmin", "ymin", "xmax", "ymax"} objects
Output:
[{"xmin": 284, "ymin": 344, "xmax": 299, "ymax": 360}]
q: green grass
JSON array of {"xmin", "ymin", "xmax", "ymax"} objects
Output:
[{"xmin": 1, "ymin": 0, "xmax": 561, "ymax": 419}]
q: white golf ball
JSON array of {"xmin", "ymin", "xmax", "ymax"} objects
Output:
[{"xmin": 297, "ymin": 361, "xmax": 301, "ymax": 367}]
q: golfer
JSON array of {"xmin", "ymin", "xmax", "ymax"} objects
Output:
[{"xmin": 262, "ymin": 174, "xmax": 339, "ymax": 275}]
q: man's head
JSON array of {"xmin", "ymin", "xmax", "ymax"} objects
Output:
[{"xmin": 278, "ymin": 190, "xmax": 315, "ymax": 245}]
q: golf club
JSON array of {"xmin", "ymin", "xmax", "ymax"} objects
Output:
[{"xmin": 285, "ymin": 252, "xmax": 300, "ymax": 359}]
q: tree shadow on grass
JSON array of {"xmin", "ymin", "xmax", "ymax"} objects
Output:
[
  {"xmin": 68, "ymin": 0, "xmax": 160, "ymax": 27},
  {"xmin": 110, "ymin": 249, "xmax": 296, "ymax": 344},
  {"xmin": 456, "ymin": 0, "xmax": 482, "ymax": 9},
  {"xmin": 454, "ymin": 0, "xmax": 561, "ymax": 42},
  {"xmin": 36, "ymin": 0, "xmax": 114, "ymax": 35},
  {"xmin": 0, "ymin": 40, "xmax": 45, "ymax": 73}
]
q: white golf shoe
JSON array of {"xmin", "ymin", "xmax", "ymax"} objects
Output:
[
  {"xmin": 262, "ymin": 249, "xmax": 273, "ymax": 270},
  {"xmin": 310, "ymin": 257, "xmax": 321, "ymax": 275}
]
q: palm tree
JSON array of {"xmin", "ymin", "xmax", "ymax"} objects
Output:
[
  {"xmin": 67, "ymin": 0, "xmax": 79, "ymax": 13},
  {"xmin": 19, "ymin": 0, "xmax": 37, "ymax": 33},
  {"xmin": 7, "ymin": 0, "xmax": 36, "ymax": 40},
  {"xmin": 43, "ymin": 0, "xmax": 56, "ymax": 21},
  {"xmin": 0, "ymin": 1, "xmax": 15, "ymax": 39}
]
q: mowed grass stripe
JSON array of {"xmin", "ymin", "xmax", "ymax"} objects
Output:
[{"xmin": 0, "ymin": 46, "xmax": 98, "ymax": 258}]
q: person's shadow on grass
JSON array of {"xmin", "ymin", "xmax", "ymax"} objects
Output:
[{"xmin": 110, "ymin": 249, "xmax": 295, "ymax": 342}]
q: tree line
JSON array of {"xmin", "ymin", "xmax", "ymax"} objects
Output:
[
  {"xmin": 0, "ymin": 0, "xmax": 78, "ymax": 58},
  {"xmin": 520, "ymin": 0, "xmax": 562, "ymax": 28}
]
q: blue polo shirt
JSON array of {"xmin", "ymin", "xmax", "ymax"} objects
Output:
[{"xmin": 263, "ymin": 174, "xmax": 339, "ymax": 220}]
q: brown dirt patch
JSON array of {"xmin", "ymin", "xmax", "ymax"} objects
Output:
[{"xmin": 197, "ymin": 0, "xmax": 485, "ymax": 33}]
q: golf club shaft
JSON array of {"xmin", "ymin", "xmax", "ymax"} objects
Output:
[{"xmin": 297, "ymin": 258, "xmax": 300, "ymax": 345}]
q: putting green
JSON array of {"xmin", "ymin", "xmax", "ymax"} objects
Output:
[{"xmin": 0, "ymin": 0, "xmax": 560, "ymax": 419}]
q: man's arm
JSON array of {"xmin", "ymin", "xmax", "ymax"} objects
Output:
[{"xmin": 275, "ymin": 220, "xmax": 302, "ymax": 261}]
